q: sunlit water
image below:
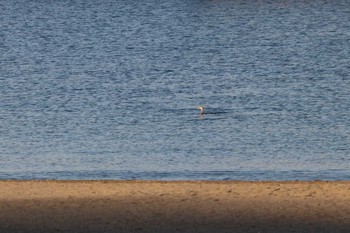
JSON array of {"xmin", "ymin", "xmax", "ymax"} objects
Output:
[{"xmin": 0, "ymin": 0, "xmax": 349, "ymax": 180}]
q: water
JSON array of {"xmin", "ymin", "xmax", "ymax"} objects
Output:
[{"xmin": 0, "ymin": 0, "xmax": 349, "ymax": 180}]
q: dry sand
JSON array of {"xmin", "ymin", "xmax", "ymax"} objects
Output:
[{"xmin": 0, "ymin": 180, "xmax": 349, "ymax": 233}]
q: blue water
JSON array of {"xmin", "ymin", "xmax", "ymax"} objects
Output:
[{"xmin": 0, "ymin": 0, "xmax": 349, "ymax": 180}]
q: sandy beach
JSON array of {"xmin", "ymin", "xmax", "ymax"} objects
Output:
[{"xmin": 0, "ymin": 180, "xmax": 349, "ymax": 233}]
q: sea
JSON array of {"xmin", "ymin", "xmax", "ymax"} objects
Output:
[{"xmin": 0, "ymin": 0, "xmax": 349, "ymax": 180}]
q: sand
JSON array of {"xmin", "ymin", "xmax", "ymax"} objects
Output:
[{"xmin": 0, "ymin": 180, "xmax": 349, "ymax": 233}]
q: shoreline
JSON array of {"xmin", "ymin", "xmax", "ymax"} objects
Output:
[{"xmin": 1, "ymin": 180, "xmax": 349, "ymax": 233}]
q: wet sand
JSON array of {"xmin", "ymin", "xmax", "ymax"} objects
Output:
[{"xmin": 0, "ymin": 180, "xmax": 349, "ymax": 233}]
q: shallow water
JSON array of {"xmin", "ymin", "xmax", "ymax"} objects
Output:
[{"xmin": 0, "ymin": 0, "xmax": 349, "ymax": 180}]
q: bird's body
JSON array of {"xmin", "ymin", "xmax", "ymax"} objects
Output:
[{"xmin": 198, "ymin": 106, "xmax": 204, "ymax": 115}]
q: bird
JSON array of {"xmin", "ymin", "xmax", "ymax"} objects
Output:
[{"xmin": 198, "ymin": 106, "xmax": 204, "ymax": 115}]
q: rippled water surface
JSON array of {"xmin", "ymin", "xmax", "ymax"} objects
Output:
[{"xmin": 0, "ymin": 0, "xmax": 349, "ymax": 180}]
